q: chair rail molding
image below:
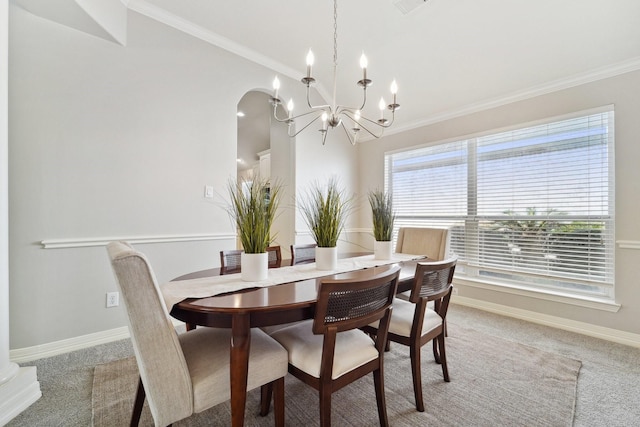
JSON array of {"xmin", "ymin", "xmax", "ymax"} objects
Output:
[
  {"xmin": 41, "ymin": 232, "xmax": 236, "ymax": 249},
  {"xmin": 617, "ymin": 240, "xmax": 640, "ymax": 250}
]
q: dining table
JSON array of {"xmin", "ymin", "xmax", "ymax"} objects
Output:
[{"xmin": 162, "ymin": 253, "xmax": 423, "ymax": 427}]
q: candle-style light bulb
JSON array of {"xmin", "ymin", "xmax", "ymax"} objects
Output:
[
  {"xmin": 354, "ymin": 110, "xmax": 361, "ymax": 122},
  {"xmin": 379, "ymin": 97, "xmax": 386, "ymax": 119},
  {"xmin": 390, "ymin": 80, "xmax": 398, "ymax": 105},
  {"xmin": 306, "ymin": 50, "xmax": 314, "ymax": 78},
  {"xmin": 321, "ymin": 111, "xmax": 328, "ymax": 130},
  {"xmin": 287, "ymin": 99, "xmax": 294, "ymax": 118},
  {"xmin": 272, "ymin": 76, "xmax": 280, "ymax": 100},
  {"xmin": 360, "ymin": 52, "xmax": 368, "ymax": 81}
]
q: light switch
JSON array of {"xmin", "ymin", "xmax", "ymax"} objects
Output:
[{"xmin": 204, "ymin": 185, "xmax": 214, "ymax": 198}]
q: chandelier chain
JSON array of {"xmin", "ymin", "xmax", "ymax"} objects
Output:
[{"xmin": 333, "ymin": 0, "xmax": 338, "ymax": 66}]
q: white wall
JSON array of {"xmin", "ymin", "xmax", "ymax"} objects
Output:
[
  {"xmin": 7, "ymin": 5, "xmax": 341, "ymax": 350},
  {"xmin": 293, "ymin": 124, "xmax": 361, "ymax": 253},
  {"xmin": 357, "ymin": 69, "xmax": 640, "ymax": 336}
]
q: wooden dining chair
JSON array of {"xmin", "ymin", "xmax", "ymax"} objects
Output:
[
  {"xmin": 267, "ymin": 265, "xmax": 400, "ymax": 427},
  {"xmin": 363, "ymin": 257, "xmax": 457, "ymax": 412},
  {"xmin": 267, "ymin": 245, "xmax": 282, "ymax": 268},
  {"xmin": 220, "ymin": 249, "xmax": 243, "ymax": 275},
  {"xmin": 220, "ymin": 246, "xmax": 282, "ymax": 275},
  {"xmin": 107, "ymin": 241, "xmax": 288, "ymax": 426},
  {"xmin": 290, "ymin": 243, "xmax": 317, "ymax": 265}
]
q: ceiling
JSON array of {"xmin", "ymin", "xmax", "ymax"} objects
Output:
[
  {"xmin": 13, "ymin": 0, "xmax": 640, "ymax": 162},
  {"xmin": 138, "ymin": 0, "xmax": 640, "ymax": 133}
]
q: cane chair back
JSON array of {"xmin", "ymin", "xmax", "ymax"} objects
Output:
[{"xmin": 290, "ymin": 243, "xmax": 317, "ymax": 265}]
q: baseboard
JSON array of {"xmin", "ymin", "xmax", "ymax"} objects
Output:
[
  {"xmin": 9, "ymin": 327, "xmax": 131, "ymax": 363},
  {"xmin": 452, "ymin": 295, "xmax": 640, "ymax": 348},
  {"xmin": 0, "ymin": 366, "xmax": 41, "ymax": 426}
]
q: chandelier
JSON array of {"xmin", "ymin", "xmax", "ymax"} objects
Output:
[{"xmin": 269, "ymin": 0, "xmax": 399, "ymax": 145}]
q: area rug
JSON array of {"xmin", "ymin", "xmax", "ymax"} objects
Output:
[{"xmin": 92, "ymin": 324, "xmax": 581, "ymax": 426}]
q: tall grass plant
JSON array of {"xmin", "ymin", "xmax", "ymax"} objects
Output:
[
  {"xmin": 299, "ymin": 178, "xmax": 352, "ymax": 248},
  {"xmin": 227, "ymin": 177, "xmax": 281, "ymax": 253}
]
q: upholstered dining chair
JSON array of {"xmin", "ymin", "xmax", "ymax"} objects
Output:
[
  {"xmin": 266, "ymin": 265, "xmax": 400, "ymax": 427},
  {"xmin": 364, "ymin": 257, "xmax": 457, "ymax": 412},
  {"xmin": 290, "ymin": 243, "xmax": 317, "ymax": 265},
  {"xmin": 107, "ymin": 241, "xmax": 288, "ymax": 427},
  {"xmin": 394, "ymin": 227, "xmax": 451, "ymax": 301},
  {"xmin": 395, "ymin": 227, "xmax": 451, "ymax": 260}
]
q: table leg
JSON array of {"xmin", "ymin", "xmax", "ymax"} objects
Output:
[{"xmin": 230, "ymin": 313, "xmax": 250, "ymax": 427}]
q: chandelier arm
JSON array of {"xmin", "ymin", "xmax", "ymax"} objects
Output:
[
  {"xmin": 356, "ymin": 120, "xmax": 385, "ymax": 138},
  {"xmin": 287, "ymin": 112, "xmax": 325, "ymax": 138},
  {"xmin": 339, "ymin": 121, "xmax": 357, "ymax": 146},
  {"xmin": 272, "ymin": 105, "xmax": 291, "ymax": 124},
  {"xmin": 273, "ymin": 105, "xmax": 326, "ymax": 125},
  {"xmin": 304, "ymin": 83, "xmax": 332, "ymax": 110},
  {"xmin": 354, "ymin": 112, "xmax": 395, "ymax": 129},
  {"xmin": 342, "ymin": 112, "xmax": 385, "ymax": 138},
  {"xmin": 334, "ymin": 87, "xmax": 368, "ymax": 116}
]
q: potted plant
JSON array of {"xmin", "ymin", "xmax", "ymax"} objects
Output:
[
  {"xmin": 368, "ymin": 189, "xmax": 395, "ymax": 260},
  {"xmin": 298, "ymin": 177, "xmax": 352, "ymax": 270},
  {"xmin": 226, "ymin": 176, "xmax": 281, "ymax": 281}
]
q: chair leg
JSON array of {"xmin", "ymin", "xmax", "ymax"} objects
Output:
[
  {"xmin": 131, "ymin": 377, "xmax": 145, "ymax": 427},
  {"xmin": 185, "ymin": 323, "xmax": 197, "ymax": 331},
  {"xmin": 319, "ymin": 384, "xmax": 332, "ymax": 427},
  {"xmin": 273, "ymin": 377, "xmax": 285, "ymax": 427},
  {"xmin": 438, "ymin": 334, "xmax": 450, "ymax": 382},
  {"xmin": 410, "ymin": 343, "xmax": 425, "ymax": 412},
  {"xmin": 433, "ymin": 338, "xmax": 441, "ymax": 364},
  {"xmin": 373, "ymin": 369, "xmax": 390, "ymax": 427},
  {"xmin": 260, "ymin": 383, "xmax": 273, "ymax": 416}
]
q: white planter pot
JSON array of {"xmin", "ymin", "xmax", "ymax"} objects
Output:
[
  {"xmin": 241, "ymin": 252, "xmax": 268, "ymax": 282},
  {"xmin": 315, "ymin": 246, "xmax": 338, "ymax": 271},
  {"xmin": 374, "ymin": 240, "xmax": 393, "ymax": 260}
]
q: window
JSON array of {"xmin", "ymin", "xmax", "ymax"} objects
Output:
[{"xmin": 386, "ymin": 108, "xmax": 615, "ymax": 299}]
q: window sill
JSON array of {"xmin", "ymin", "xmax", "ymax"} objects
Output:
[{"xmin": 454, "ymin": 276, "xmax": 620, "ymax": 313}]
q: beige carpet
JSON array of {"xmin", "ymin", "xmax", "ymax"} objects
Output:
[{"xmin": 92, "ymin": 324, "xmax": 581, "ymax": 426}]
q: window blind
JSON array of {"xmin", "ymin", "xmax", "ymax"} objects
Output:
[{"xmin": 385, "ymin": 109, "xmax": 614, "ymax": 298}]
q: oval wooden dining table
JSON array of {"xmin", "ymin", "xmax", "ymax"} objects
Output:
[{"xmin": 168, "ymin": 257, "xmax": 419, "ymax": 427}]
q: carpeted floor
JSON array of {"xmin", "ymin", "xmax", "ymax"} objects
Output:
[{"xmin": 92, "ymin": 323, "xmax": 581, "ymax": 426}]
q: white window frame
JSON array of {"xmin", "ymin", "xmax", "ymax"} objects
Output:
[{"xmin": 385, "ymin": 106, "xmax": 615, "ymax": 303}]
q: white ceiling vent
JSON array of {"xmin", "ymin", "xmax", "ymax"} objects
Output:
[{"xmin": 393, "ymin": 0, "xmax": 427, "ymax": 15}]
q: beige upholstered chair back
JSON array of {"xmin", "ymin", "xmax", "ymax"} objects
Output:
[
  {"xmin": 395, "ymin": 227, "xmax": 451, "ymax": 260},
  {"xmin": 107, "ymin": 241, "xmax": 193, "ymax": 427}
]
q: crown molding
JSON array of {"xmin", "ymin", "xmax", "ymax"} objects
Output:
[
  {"xmin": 380, "ymin": 56, "xmax": 640, "ymax": 139},
  {"xmin": 125, "ymin": 0, "xmax": 301, "ymax": 83}
]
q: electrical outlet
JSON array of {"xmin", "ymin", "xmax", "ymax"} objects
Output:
[{"xmin": 106, "ymin": 291, "xmax": 119, "ymax": 308}]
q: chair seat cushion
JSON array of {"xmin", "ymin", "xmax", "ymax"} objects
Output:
[
  {"xmin": 371, "ymin": 298, "xmax": 442, "ymax": 337},
  {"xmin": 179, "ymin": 327, "xmax": 288, "ymax": 413},
  {"xmin": 389, "ymin": 298, "xmax": 443, "ymax": 337},
  {"xmin": 270, "ymin": 320, "xmax": 378, "ymax": 380}
]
